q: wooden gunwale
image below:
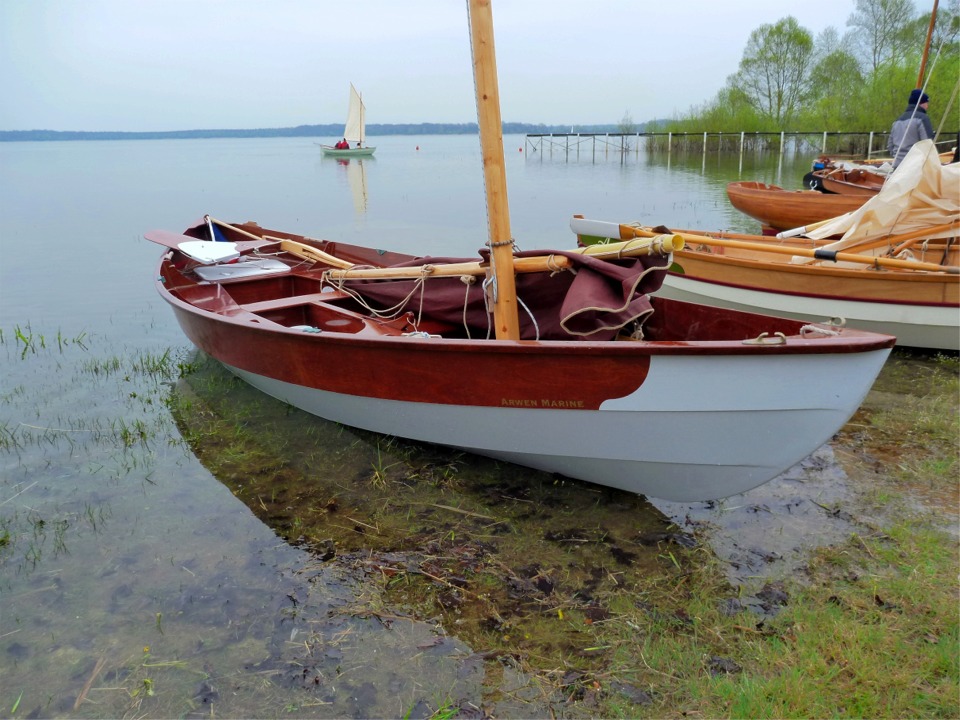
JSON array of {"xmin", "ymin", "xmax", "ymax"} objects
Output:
[{"xmin": 156, "ymin": 243, "xmax": 891, "ymax": 363}]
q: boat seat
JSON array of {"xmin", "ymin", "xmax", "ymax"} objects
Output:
[{"xmin": 239, "ymin": 292, "xmax": 347, "ymax": 314}]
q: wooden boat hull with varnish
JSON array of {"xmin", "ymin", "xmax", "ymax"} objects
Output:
[
  {"xmin": 659, "ymin": 235, "xmax": 958, "ymax": 351},
  {"xmin": 726, "ymin": 181, "xmax": 866, "ymax": 231},
  {"xmin": 814, "ymin": 168, "xmax": 884, "ymax": 196}
]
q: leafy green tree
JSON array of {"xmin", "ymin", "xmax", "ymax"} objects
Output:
[
  {"xmin": 729, "ymin": 17, "xmax": 814, "ymax": 125},
  {"xmin": 658, "ymin": 0, "xmax": 959, "ymax": 141},
  {"xmin": 806, "ymin": 49, "xmax": 865, "ymax": 127}
]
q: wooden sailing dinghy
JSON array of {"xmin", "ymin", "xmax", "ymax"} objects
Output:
[
  {"xmin": 577, "ymin": 143, "xmax": 959, "ymax": 352},
  {"xmin": 726, "ymin": 181, "xmax": 866, "ymax": 232},
  {"xmin": 812, "ymin": 166, "xmax": 885, "ymax": 196},
  {"xmin": 147, "ymin": 1, "xmax": 895, "ymax": 503}
]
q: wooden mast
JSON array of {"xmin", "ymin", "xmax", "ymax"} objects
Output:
[
  {"xmin": 916, "ymin": 0, "xmax": 939, "ymax": 88},
  {"xmin": 467, "ymin": 0, "xmax": 520, "ymax": 341}
]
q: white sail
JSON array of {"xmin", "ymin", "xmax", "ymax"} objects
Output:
[{"xmin": 343, "ymin": 83, "xmax": 366, "ymax": 146}]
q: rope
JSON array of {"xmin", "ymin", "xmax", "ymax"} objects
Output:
[
  {"xmin": 800, "ymin": 324, "xmax": 842, "ymax": 337},
  {"xmin": 517, "ymin": 295, "xmax": 540, "ymax": 341},
  {"xmin": 461, "ymin": 275, "xmax": 476, "ymax": 339},
  {"xmin": 544, "ymin": 254, "xmax": 565, "ymax": 273},
  {"xmin": 481, "ymin": 275, "xmax": 494, "ymax": 339},
  {"xmin": 322, "ymin": 268, "xmax": 427, "ymax": 324}
]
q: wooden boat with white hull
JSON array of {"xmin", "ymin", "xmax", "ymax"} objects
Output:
[
  {"xmin": 575, "ymin": 142, "xmax": 959, "ymax": 352},
  {"xmin": 147, "ymin": 1, "xmax": 894, "ymax": 503},
  {"xmin": 149, "ymin": 218, "xmax": 893, "ymax": 502}
]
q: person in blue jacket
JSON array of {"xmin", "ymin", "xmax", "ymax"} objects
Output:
[{"xmin": 888, "ymin": 88, "xmax": 934, "ymax": 169}]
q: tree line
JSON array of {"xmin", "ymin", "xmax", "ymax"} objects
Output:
[
  {"xmin": 643, "ymin": 0, "xmax": 959, "ymax": 152},
  {"xmin": 0, "ymin": 122, "xmax": 625, "ymax": 143}
]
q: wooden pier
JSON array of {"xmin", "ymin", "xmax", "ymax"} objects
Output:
[{"xmin": 523, "ymin": 130, "xmax": 956, "ymax": 162}]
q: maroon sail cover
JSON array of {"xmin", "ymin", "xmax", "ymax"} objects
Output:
[{"xmin": 342, "ymin": 249, "xmax": 670, "ymax": 341}]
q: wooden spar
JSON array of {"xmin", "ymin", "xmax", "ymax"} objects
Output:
[
  {"xmin": 648, "ymin": 228, "xmax": 958, "ymax": 274},
  {"xmin": 780, "ymin": 220, "xmax": 960, "ymax": 252},
  {"xmin": 571, "ymin": 218, "xmax": 959, "ymax": 274},
  {"xmin": 917, "ymin": 0, "xmax": 939, "ymax": 88},
  {"xmin": 320, "ymin": 233, "xmax": 684, "ymax": 280},
  {"xmin": 468, "ymin": 0, "xmax": 520, "ymax": 341}
]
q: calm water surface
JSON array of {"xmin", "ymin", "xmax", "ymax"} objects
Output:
[{"xmin": 1, "ymin": 135, "xmax": 822, "ymax": 717}]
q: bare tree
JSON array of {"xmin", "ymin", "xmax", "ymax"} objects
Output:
[
  {"xmin": 846, "ymin": 0, "xmax": 917, "ymax": 72},
  {"xmin": 617, "ymin": 112, "xmax": 637, "ymax": 134},
  {"xmin": 815, "ymin": 27, "xmax": 844, "ymax": 56}
]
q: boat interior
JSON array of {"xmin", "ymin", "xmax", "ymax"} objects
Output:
[{"xmin": 158, "ymin": 249, "xmax": 819, "ymax": 345}]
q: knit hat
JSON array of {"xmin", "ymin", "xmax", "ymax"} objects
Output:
[{"xmin": 909, "ymin": 88, "xmax": 930, "ymax": 105}]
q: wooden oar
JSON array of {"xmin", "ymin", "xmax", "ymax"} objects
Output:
[
  {"xmin": 571, "ymin": 217, "xmax": 959, "ymax": 274},
  {"xmin": 776, "ymin": 217, "xmax": 845, "ymax": 239},
  {"xmin": 778, "ymin": 219, "xmax": 959, "ymax": 255},
  {"xmin": 837, "ymin": 220, "xmax": 960, "ymax": 255},
  {"xmin": 206, "ymin": 215, "xmax": 267, "ymax": 242},
  {"xmin": 144, "ymin": 229, "xmax": 271, "ymax": 255},
  {"xmin": 321, "ymin": 233, "xmax": 683, "ymax": 281},
  {"xmin": 263, "ymin": 236, "xmax": 355, "ymax": 269},
  {"xmin": 892, "ymin": 227, "xmax": 958, "ymax": 255},
  {"xmin": 205, "ymin": 219, "xmax": 357, "ymax": 269}
]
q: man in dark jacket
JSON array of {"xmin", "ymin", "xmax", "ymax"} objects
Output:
[{"xmin": 888, "ymin": 88, "xmax": 933, "ymax": 169}]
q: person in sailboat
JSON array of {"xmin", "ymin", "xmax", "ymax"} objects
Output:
[
  {"xmin": 888, "ymin": 89, "xmax": 933, "ymax": 170},
  {"xmin": 335, "ymin": 138, "xmax": 349, "ymax": 150}
]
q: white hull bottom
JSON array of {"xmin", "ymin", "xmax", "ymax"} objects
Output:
[
  {"xmin": 658, "ymin": 276, "xmax": 958, "ymax": 351},
  {"xmin": 223, "ymin": 349, "xmax": 889, "ymax": 502}
]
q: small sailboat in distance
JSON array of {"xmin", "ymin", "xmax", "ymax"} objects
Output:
[{"xmin": 320, "ymin": 83, "xmax": 376, "ymax": 157}]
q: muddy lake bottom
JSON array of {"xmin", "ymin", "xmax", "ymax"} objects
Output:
[{"xmin": 3, "ymin": 332, "xmax": 955, "ymax": 718}]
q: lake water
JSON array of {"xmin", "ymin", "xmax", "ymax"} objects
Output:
[{"xmin": 1, "ymin": 134, "xmax": 826, "ymax": 717}]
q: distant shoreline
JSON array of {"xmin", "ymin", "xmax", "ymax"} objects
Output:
[{"xmin": 0, "ymin": 122, "xmax": 625, "ymax": 142}]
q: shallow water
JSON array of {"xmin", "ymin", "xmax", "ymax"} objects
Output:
[{"xmin": 0, "ymin": 134, "xmax": 908, "ymax": 716}]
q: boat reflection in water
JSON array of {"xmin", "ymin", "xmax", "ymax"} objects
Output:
[{"xmin": 334, "ymin": 156, "xmax": 370, "ymax": 214}]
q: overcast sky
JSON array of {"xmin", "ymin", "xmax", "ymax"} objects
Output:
[{"xmin": 1, "ymin": 0, "xmax": 862, "ymax": 132}]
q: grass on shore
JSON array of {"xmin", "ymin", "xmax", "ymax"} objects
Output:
[{"xmin": 594, "ymin": 351, "xmax": 959, "ymax": 718}]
